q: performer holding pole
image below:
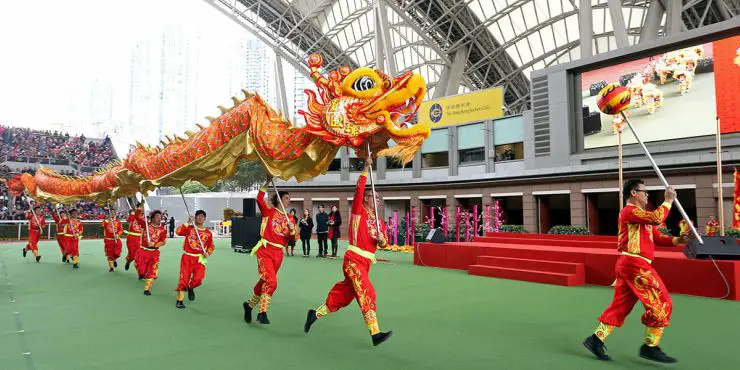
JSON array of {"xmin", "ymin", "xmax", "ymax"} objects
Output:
[
  {"xmin": 242, "ymin": 176, "xmax": 296, "ymax": 325},
  {"xmin": 134, "ymin": 195, "xmax": 167, "ymax": 295},
  {"xmin": 65, "ymin": 208, "xmax": 84, "ymax": 269},
  {"xmin": 124, "ymin": 199, "xmax": 145, "ymax": 271},
  {"xmin": 23, "ymin": 201, "xmax": 46, "ymax": 263},
  {"xmin": 102, "ymin": 207, "xmax": 124, "ymax": 272},
  {"xmin": 174, "ymin": 189, "xmax": 214, "ymax": 308},
  {"xmin": 304, "ymin": 155, "xmax": 393, "ymax": 347},
  {"xmin": 51, "ymin": 206, "xmax": 69, "ymax": 262}
]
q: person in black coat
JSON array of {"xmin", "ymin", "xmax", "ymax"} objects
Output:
[
  {"xmin": 168, "ymin": 217, "xmax": 175, "ymax": 238},
  {"xmin": 315, "ymin": 205, "xmax": 329, "ymax": 257},
  {"xmin": 298, "ymin": 209, "xmax": 314, "ymax": 257},
  {"xmin": 328, "ymin": 205, "xmax": 342, "ymax": 258}
]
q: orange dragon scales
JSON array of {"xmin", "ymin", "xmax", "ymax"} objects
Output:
[{"xmin": 5, "ymin": 54, "xmax": 429, "ymax": 204}]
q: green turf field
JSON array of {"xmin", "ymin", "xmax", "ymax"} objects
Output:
[{"xmin": 1, "ymin": 239, "xmax": 737, "ymax": 370}]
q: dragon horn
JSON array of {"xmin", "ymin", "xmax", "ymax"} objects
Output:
[
  {"xmin": 231, "ymin": 96, "xmax": 242, "ymax": 106},
  {"xmin": 204, "ymin": 116, "xmax": 216, "ymax": 123},
  {"xmin": 196, "ymin": 123, "xmax": 206, "ymax": 130},
  {"xmin": 185, "ymin": 130, "xmax": 195, "ymax": 138},
  {"xmin": 242, "ymin": 89, "xmax": 254, "ymax": 98},
  {"xmin": 307, "ymin": 53, "xmax": 329, "ymax": 90},
  {"xmin": 218, "ymin": 105, "xmax": 229, "ymax": 114}
]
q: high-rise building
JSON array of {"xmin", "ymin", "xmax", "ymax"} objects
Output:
[{"xmin": 292, "ymin": 74, "xmax": 314, "ymax": 127}]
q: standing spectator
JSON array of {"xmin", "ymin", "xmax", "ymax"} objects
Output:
[
  {"xmin": 286, "ymin": 209, "xmax": 299, "ymax": 257},
  {"xmin": 315, "ymin": 205, "xmax": 329, "ymax": 257},
  {"xmin": 169, "ymin": 217, "xmax": 176, "ymax": 238},
  {"xmin": 328, "ymin": 205, "xmax": 342, "ymax": 258},
  {"xmin": 299, "ymin": 209, "xmax": 314, "ymax": 257}
]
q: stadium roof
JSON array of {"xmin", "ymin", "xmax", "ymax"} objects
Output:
[{"xmin": 204, "ymin": 0, "xmax": 738, "ymax": 114}]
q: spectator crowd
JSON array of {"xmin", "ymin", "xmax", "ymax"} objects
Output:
[{"xmin": 1, "ymin": 125, "xmax": 115, "ymax": 168}]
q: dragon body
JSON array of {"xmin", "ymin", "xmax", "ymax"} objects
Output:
[{"xmin": 6, "ymin": 54, "xmax": 429, "ymax": 204}]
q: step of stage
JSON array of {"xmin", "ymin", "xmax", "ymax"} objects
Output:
[
  {"xmin": 468, "ymin": 257, "xmax": 585, "ymax": 286},
  {"xmin": 476, "ymin": 256, "xmax": 585, "ymax": 275}
]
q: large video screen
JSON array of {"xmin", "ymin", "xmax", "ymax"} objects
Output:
[{"xmin": 580, "ymin": 34, "xmax": 740, "ymax": 149}]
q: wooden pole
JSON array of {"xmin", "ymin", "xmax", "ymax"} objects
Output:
[
  {"xmin": 618, "ymin": 129, "xmax": 624, "ymax": 210},
  {"xmin": 716, "ymin": 117, "xmax": 725, "ymax": 236}
]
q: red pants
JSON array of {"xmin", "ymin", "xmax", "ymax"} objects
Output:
[
  {"xmin": 176, "ymin": 254, "xmax": 206, "ymax": 291},
  {"xmin": 56, "ymin": 234, "xmax": 66, "ymax": 255},
  {"xmin": 322, "ymin": 252, "xmax": 380, "ymax": 334},
  {"xmin": 66, "ymin": 238, "xmax": 80, "ymax": 257},
  {"xmin": 135, "ymin": 248, "xmax": 160, "ymax": 279},
  {"xmin": 104, "ymin": 239, "xmax": 123, "ymax": 261},
  {"xmin": 125, "ymin": 236, "xmax": 141, "ymax": 262},
  {"xmin": 26, "ymin": 230, "xmax": 41, "ymax": 251},
  {"xmin": 252, "ymin": 246, "xmax": 284, "ymax": 297},
  {"xmin": 599, "ymin": 255, "xmax": 673, "ymax": 328}
]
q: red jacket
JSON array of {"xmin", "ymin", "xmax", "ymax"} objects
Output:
[{"xmin": 618, "ymin": 202, "xmax": 679, "ymax": 261}]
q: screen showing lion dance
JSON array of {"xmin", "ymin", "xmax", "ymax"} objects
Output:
[{"xmin": 580, "ymin": 34, "xmax": 740, "ymax": 149}]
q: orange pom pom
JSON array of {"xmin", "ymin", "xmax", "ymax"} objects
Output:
[{"xmin": 597, "ymin": 83, "xmax": 631, "ymax": 115}]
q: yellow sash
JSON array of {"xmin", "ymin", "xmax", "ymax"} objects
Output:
[
  {"xmin": 124, "ymin": 231, "xmax": 142, "ymax": 236},
  {"xmin": 621, "ymin": 251, "xmax": 652, "ymax": 264},
  {"xmin": 347, "ymin": 245, "xmax": 377, "ymax": 264},
  {"xmin": 184, "ymin": 251, "xmax": 207, "ymax": 265},
  {"xmin": 250, "ymin": 238, "xmax": 285, "ymax": 256}
]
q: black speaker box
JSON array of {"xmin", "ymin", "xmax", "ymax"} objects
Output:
[
  {"xmin": 231, "ymin": 216, "xmax": 262, "ymax": 253},
  {"xmin": 583, "ymin": 112, "xmax": 602, "ymax": 136},
  {"xmin": 243, "ymin": 198, "xmax": 256, "ymax": 217},
  {"xmin": 683, "ymin": 236, "xmax": 740, "ymax": 260},
  {"xmin": 425, "ymin": 228, "xmax": 445, "ymax": 244}
]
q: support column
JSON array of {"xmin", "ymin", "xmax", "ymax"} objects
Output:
[
  {"xmin": 374, "ymin": 2, "xmax": 386, "ymax": 71},
  {"xmin": 665, "ymin": 0, "xmax": 684, "ymax": 36},
  {"xmin": 639, "ymin": 0, "xmax": 665, "ymax": 43},
  {"xmin": 445, "ymin": 46, "xmax": 468, "ymax": 96},
  {"xmin": 579, "ymin": 0, "xmax": 593, "ymax": 57},
  {"xmin": 412, "ymin": 152, "xmax": 422, "ymax": 178},
  {"xmin": 377, "ymin": 0, "xmax": 397, "ymax": 75},
  {"xmin": 607, "ymin": 0, "xmax": 629, "ymax": 48},
  {"xmin": 522, "ymin": 193, "xmax": 536, "ymax": 233},
  {"xmin": 448, "ymin": 126, "xmax": 458, "ymax": 177},
  {"xmin": 377, "ymin": 157, "xmax": 387, "ymax": 180},
  {"xmin": 274, "ymin": 55, "xmax": 290, "ymax": 117},
  {"xmin": 340, "ymin": 148, "xmax": 350, "ymax": 182},
  {"xmin": 484, "ymin": 120, "xmax": 494, "ymax": 173},
  {"xmin": 433, "ymin": 66, "xmax": 452, "ymax": 99}
]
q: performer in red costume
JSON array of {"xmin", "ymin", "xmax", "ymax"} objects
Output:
[
  {"xmin": 135, "ymin": 209, "xmax": 167, "ymax": 295},
  {"xmin": 102, "ymin": 209, "xmax": 124, "ymax": 272},
  {"xmin": 51, "ymin": 209, "xmax": 69, "ymax": 262},
  {"xmin": 242, "ymin": 178, "xmax": 296, "ymax": 325},
  {"xmin": 23, "ymin": 204, "xmax": 46, "ymax": 262},
  {"xmin": 704, "ymin": 215, "xmax": 719, "ymax": 236},
  {"xmin": 174, "ymin": 210, "xmax": 215, "ymax": 309},
  {"xmin": 304, "ymin": 157, "xmax": 393, "ymax": 347},
  {"xmin": 584, "ymin": 180, "xmax": 691, "ymax": 364},
  {"xmin": 65, "ymin": 209, "xmax": 84, "ymax": 269},
  {"xmin": 124, "ymin": 204, "xmax": 145, "ymax": 271}
]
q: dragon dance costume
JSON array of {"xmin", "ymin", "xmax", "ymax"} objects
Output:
[
  {"xmin": 305, "ymin": 170, "xmax": 393, "ymax": 346},
  {"xmin": 24, "ymin": 210, "xmax": 46, "ymax": 261},
  {"xmin": 175, "ymin": 223, "xmax": 215, "ymax": 306},
  {"xmin": 102, "ymin": 217, "xmax": 124, "ymax": 271},
  {"xmin": 586, "ymin": 201, "xmax": 683, "ymax": 361},
  {"xmin": 133, "ymin": 210, "xmax": 167, "ymax": 294},
  {"xmin": 243, "ymin": 188, "xmax": 295, "ymax": 324},
  {"xmin": 125, "ymin": 210, "xmax": 145, "ymax": 269}
]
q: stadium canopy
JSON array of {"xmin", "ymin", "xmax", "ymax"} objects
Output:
[{"xmin": 204, "ymin": 0, "xmax": 739, "ymax": 114}]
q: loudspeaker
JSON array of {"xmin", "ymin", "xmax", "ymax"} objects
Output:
[
  {"xmin": 683, "ymin": 236, "xmax": 740, "ymax": 260},
  {"xmin": 425, "ymin": 228, "xmax": 445, "ymax": 244},
  {"xmin": 231, "ymin": 216, "xmax": 262, "ymax": 253},
  {"xmin": 243, "ymin": 198, "xmax": 256, "ymax": 217},
  {"xmin": 583, "ymin": 112, "xmax": 602, "ymax": 136}
]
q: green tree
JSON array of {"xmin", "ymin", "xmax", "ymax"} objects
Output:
[
  {"xmin": 180, "ymin": 180, "xmax": 211, "ymax": 194},
  {"xmin": 213, "ymin": 160, "xmax": 267, "ymax": 192}
]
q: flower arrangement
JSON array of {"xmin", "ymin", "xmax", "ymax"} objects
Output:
[
  {"xmin": 498, "ymin": 225, "xmax": 529, "ymax": 233},
  {"xmin": 547, "ymin": 225, "xmax": 592, "ymax": 235}
]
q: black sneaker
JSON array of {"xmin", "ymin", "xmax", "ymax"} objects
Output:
[
  {"xmin": 109, "ymin": 267, "xmax": 114, "ymax": 272},
  {"xmin": 304, "ymin": 309, "xmax": 317, "ymax": 333},
  {"xmin": 256, "ymin": 312, "xmax": 270, "ymax": 325},
  {"xmin": 243, "ymin": 302, "xmax": 252, "ymax": 323},
  {"xmin": 62, "ymin": 255, "xmax": 66, "ymax": 263},
  {"xmin": 22, "ymin": 248, "xmax": 27, "ymax": 257},
  {"xmin": 36, "ymin": 256, "xmax": 41, "ymax": 263},
  {"xmin": 372, "ymin": 331, "xmax": 393, "ymax": 346},
  {"xmin": 125, "ymin": 261, "xmax": 131, "ymax": 271},
  {"xmin": 144, "ymin": 290, "xmax": 151, "ymax": 296},
  {"xmin": 73, "ymin": 263, "xmax": 79, "ymax": 269},
  {"xmin": 114, "ymin": 261, "xmax": 118, "ymax": 268},
  {"xmin": 176, "ymin": 300, "xmax": 186, "ymax": 309},
  {"xmin": 187, "ymin": 288, "xmax": 195, "ymax": 301},
  {"xmin": 138, "ymin": 275, "xmax": 144, "ymax": 280},
  {"xmin": 583, "ymin": 334, "xmax": 611, "ymax": 361},
  {"xmin": 639, "ymin": 344, "xmax": 677, "ymax": 364}
]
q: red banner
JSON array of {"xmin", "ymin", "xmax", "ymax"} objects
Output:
[{"xmin": 714, "ymin": 35, "xmax": 740, "ymax": 134}]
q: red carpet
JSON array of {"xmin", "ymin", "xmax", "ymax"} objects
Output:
[{"xmin": 415, "ymin": 233, "xmax": 740, "ymax": 300}]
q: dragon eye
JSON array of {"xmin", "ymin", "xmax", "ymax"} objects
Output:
[{"xmin": 352, "ymin": 76, "xmax": 375, "ymax": 91}]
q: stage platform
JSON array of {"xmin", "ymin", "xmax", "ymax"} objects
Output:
[{"xmin": 415, "ymin": 232, "xmax": 740, "ymax": 300}]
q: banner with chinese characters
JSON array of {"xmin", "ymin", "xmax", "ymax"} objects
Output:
[{"xmin": 418, "ymin": 87, "xmax": 504, "ymax": 128}]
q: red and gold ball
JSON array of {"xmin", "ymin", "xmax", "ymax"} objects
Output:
[{"xmin": 596, "ymin": 83, "xmax": 631, "ymax": 115}]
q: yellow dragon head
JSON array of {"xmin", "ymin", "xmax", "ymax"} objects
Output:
[{"xmin": 299, "ymin": 54, "xmax": 429, "ymax": 164}]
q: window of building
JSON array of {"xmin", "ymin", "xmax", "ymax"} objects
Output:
[
  {"xmin": 457, "ymin": 123, "xmax": 485, "ymax": 165},
  {"xmin": 327, "ymin": 151, "xmax": 341, "ymax": 171},
  {"xmin": 421, "ymin": 129, "xmax": 448, "ymax": 168},
  {"xmin": 349, "ymin": 150, "xmax": 376, "ymax": 171},
  {"xmin": 493, "ymin": 116, "xmax": 524, "ymax": 162}
]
